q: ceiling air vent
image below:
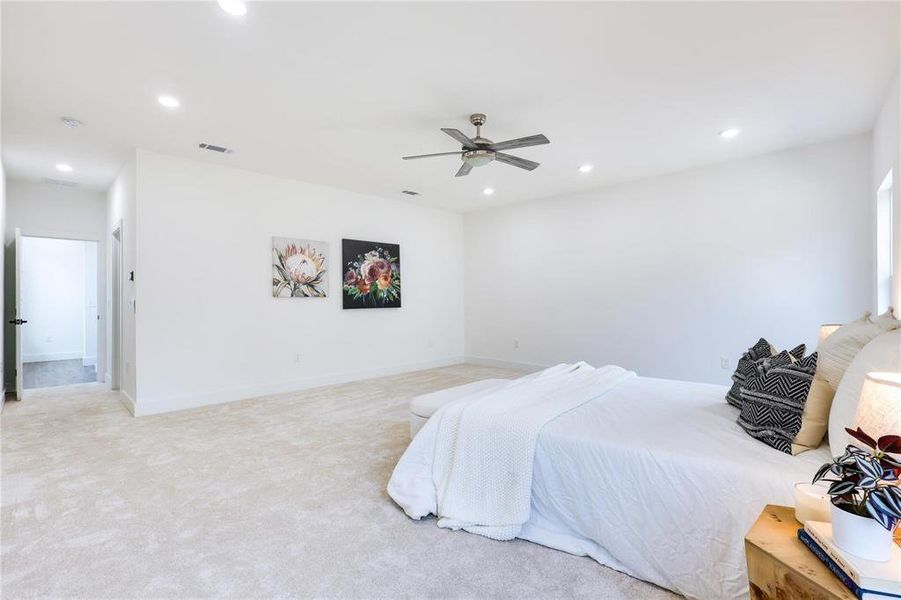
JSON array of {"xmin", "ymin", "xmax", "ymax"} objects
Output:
[
  {"xmin": 401, "ymin": 190, "xmax": 420, "ymax": 196},
  {"xmin": 40, "ymin": 177, "xmax": 77, "ymax": 187},
  {"xmin": 198, "ymin": 143, "xmax": 234, "ymax": 154}
]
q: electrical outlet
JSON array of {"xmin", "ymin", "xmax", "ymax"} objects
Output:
[
  {"xmin": 720, "ymin": 357, "xmax": 730, "ymax": 370},
  {"xmin": 513, "ymin": 339, "xmax": 520, "ymax": 350},
  {"xmin": 294, "ymin": 353, "xmax": 302, "ymax": 363}
]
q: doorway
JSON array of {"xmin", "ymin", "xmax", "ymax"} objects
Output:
[{"xmin": 19, "ymin": 236, "xmax": 101, "ymax": 389}]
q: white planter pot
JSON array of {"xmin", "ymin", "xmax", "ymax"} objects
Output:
[{"xmin": 830, "ymin": 503, "xmax": 894, "ymax": 561}]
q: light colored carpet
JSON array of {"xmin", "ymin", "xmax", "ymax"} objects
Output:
[{"xmin": 1, "ymin": 365, "xmax": 678, "ymax": 599}]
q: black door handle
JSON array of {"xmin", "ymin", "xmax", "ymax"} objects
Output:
[{"xmin": 8, "ymin": 319, "xmax": 27, "ymax": 325}]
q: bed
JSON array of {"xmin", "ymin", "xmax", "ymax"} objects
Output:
[{"xmin": 388, "ymin": 367, "xmax": 831, "ymax": 600}]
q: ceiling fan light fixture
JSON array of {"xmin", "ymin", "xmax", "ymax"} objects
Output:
[
  {"xmin": 401, "ymin": 113, "xmax": 549, "ymax": 178},
  {"xmin": 463, "ymin": 150, "xmax": 494, "ymax": 168}
]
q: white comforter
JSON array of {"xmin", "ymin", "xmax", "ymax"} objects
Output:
[
  {"xmin": 389, "ymin": 368, "xmax": 832, "ymax": 600},
  {"xmin": 389, "ymin": 363, "xmax": 635, "ymax": 540}
]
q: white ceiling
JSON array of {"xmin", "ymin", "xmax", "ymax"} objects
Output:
[{"xmin": 3, "ymin": 1, "xmax": 898, "ymax": 212}]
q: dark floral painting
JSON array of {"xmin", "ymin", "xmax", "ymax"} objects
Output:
[{"xmin": 342, "ymin": 239, "xmax": 401, "ymax": 309}]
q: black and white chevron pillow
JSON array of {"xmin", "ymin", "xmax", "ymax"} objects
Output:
[
  {"xmin": 726, "ymin": 339, "xmax": 805, "ymax": 409},
  {"xmin": 737, "ymin": 350, "xmax": 818, "ymax": 454}
]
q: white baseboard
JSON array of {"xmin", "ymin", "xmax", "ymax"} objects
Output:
[
  {"xmin": 464, "ymin": 355, "xmax": 549, "ymax": 372},
  {"xmin": 132, "ymin": 356, "xmax": 467, "ymax": 417},
  {"xmin": 118, "ymin": 389, "xmax": 136, "ymax": 416},
  {"xmin": 23, "ymin": 351, "xmax": 84, "ymax": 363}
]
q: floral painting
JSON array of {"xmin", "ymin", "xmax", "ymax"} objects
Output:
[
  {"xmin": 272, "ymin": 237, "xmax": 329, "ymax": 298},
  {"xmin": 342, "ymin": 239, "xmax": 401, "ymax": 309}
]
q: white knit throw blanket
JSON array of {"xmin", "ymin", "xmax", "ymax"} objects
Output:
[{"xmin": 419, "ymin": 363, "xmax": 634, "ymax": 541}]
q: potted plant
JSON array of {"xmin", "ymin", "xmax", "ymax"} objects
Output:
[{"xmin": 812, "ymin": 427, "xmax": 901, "ymax": 561}]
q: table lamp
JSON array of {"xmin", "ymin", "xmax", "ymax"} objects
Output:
[{"xmin": 854, "ymin": 372, "xmax": 901, "ymax": 442}]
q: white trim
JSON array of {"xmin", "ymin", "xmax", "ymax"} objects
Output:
[
  {"xmin": 23, "ymin": 351, "xmax": 84, "ymax": 363},
  {"xmin": 14, "ymin": 228, "xmax": 101, "ymax": 243},
  {"xmin": 110, "ymin": 221, "xmax": 124, "ymax": 394},
  {"xmin": 118, "ymin": 389, "xmax": 136, "ymax": 416},
  {"xmin": 0, "ymin": 387, "xmax": 6, "ymax": 413},
  {"xmin": 464, "ymin": 355, "xmax": 549, "ymax": 372},
  {"xmin": 132, "ymin": 356, "xmax": 466, "ymax": 417}
]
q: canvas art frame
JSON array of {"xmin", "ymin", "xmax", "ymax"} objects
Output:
[
  {"xmin": 342, "ymin": 239, "xmax": 401, "ymax": 309},
  {"xmin": 272, "ymin": 237, "xmax": 329, "ymax": 298}
]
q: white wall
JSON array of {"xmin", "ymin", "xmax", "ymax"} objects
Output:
[
  {"xmin": 131, "ymin": 150, "xmax": 465, "ymax": 415},
  {"xmin": 106, "ymin": 155, "xmax": 137, "ymax": 405},
  {"xmin": 464, "ymin": 135, "xmax": 873, "ymax": 384},
  {"xmin": 872, "ymin": 74, "xmax": 900, "ymax": 310},
  {"xmin": 0, "ymin": 163, "xmax": 5, "ymax": 399},
  {"xmin": 20, "ymin": 237, "xmax": 87, "ymax": 362},
  {"xmin": 4, "ymin": 180, "xmax": 106, "ymax": 388}
]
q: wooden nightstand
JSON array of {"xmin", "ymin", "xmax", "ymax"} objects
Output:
[{"xmin": 745, "ymin": 505, "xmax": 855, "ymax": 600}]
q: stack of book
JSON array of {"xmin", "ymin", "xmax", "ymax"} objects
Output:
[{"xmin": 798, "ymin": 520, "xmax": 901, "ymax": 599}]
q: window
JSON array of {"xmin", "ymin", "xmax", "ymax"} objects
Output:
[{"xmin": 876, "ymin": 170, "xmax": 894, "ymax": 314}]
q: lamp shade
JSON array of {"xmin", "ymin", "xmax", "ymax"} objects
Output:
[
  {"xmin": 818, "ymin": 324, "xmax": 842, "ymax": 346},
  {"xmin": 854, "ymin": 372, "xmax": 901, "ymax": 442}
]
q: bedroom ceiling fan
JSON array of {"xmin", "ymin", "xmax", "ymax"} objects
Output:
[{"xmin": 402, "ymin": 113, "xmax": 550, "ymax": 177}]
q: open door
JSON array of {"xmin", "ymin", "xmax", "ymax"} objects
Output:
[{"xmin": 12, "ymin": 227, "xmax": 24, "ymax": 400}]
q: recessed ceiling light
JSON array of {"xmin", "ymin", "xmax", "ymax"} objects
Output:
[
  {"xmin": 719, "ymin": 128, "xmax": 741, "ymax": 139},
  {"xmin": 60, "ymin": 117, "xmax": 83, "ymax": 128},
  {"xmin": 55, "ymin": 163, "xmax": 73, "ymax": 172},
  {"xmin": 483, "ymin": 188, "xmax": 494, "ymax": 196},
  {"xmin": 157, "ymin": 95, "xmax": 180, "ymax": 109},
  {"xmin": 578, "ymin": 164, "xmax": 594, "ymax": 173},
  {"xmin": 218, "ymin": 0, "xmax": 247, "ymax": 16}
]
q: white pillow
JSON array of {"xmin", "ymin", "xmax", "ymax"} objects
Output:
[
  {"xmin": 817, "ymin": 311, "xmax": 898, "ymax": 387},
  {"xmin": 828, "ymin": 329, "xmax": 901, "ymax": 456}
]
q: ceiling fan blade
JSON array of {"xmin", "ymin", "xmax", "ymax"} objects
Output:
[
  {"xmin": 402, "ymin": 151, "xmax": 464, "ymax": 160},
  {"xmin": 455, "ymin": 162, "xmax": 473, "ymax": 177},
  {"xmin": 488, "ymin": 134, "xmax": 550, "ymax": 152},
  {"xmin": 495, "ymin": 152, "xmax": 539, "ymax": 171},
  {"xmin": 441, "ymin": 128, "xmax": 478, "ymax": 149}
]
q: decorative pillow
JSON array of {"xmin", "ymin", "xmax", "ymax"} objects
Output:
[
  {"xmin": 816, "ymin": 310, "xmax": 900, "ymax": 389},
  {"xmin": 726, "ymin": 340, "xmax": 805, "ymax": 409},
  {"xmin": 828, "ymin": 329, "xmax": 901, "ymax": 456},
  {"xmin": 737, "ymin": 351, "xmax": 818, "ymax": 454},
  {"xmin": 791, "ymin": 376, "xmax": 834, "ymax": 454},
  {"xmin": 726, "ymin": 338, "xmax": 772, "ymax": 408}
]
